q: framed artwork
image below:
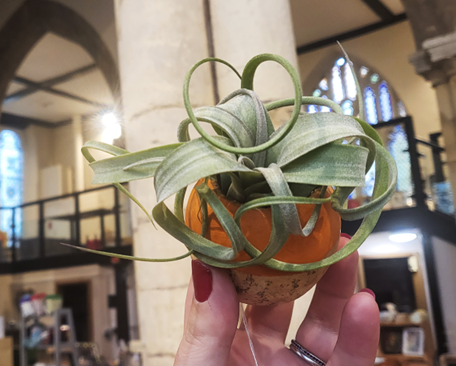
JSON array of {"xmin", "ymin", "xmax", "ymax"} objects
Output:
[
  {"xmin": 402, "ymin": 327, "xmax": 424, "ymax": 356},
  {"xmin": 380, "ymin": 327, "xmax": 403, "ymax": 354}
]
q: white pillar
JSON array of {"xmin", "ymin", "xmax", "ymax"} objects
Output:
[
  {"xmin": 211, "ymin": 0, "xmax": 299, "ymax": 126},
  {"xmin": 434, "ymin": 77, "xmax": 456, "ymax": 210},
  {"xmin": 210, "ymin": 0, "xmax": 309, "ymax": 339},
  {"xmin": 114, "ymin": 1, "xmax": 213, "ymax": 365},
  {"xmin": 410, "ymin": 33, "xmax": 456, "ymax": 211},
  {"xmin": 114, "ymin": 1, "xmax": 300, "ymax": 364},
  {"xmin": 72, "ymin": 115, "xmax": 85, "ymax": 192}
]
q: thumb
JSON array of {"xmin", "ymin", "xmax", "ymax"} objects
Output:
[{"xmin": 174, "ymin": 260, "xmax": 239, "ymax": 366}]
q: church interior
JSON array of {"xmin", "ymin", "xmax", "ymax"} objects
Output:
[{"xmin": 0, "ymin": 0, "xmax": 455, "ymax": 365}]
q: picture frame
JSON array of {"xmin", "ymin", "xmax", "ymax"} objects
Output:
[
  {"xmin": 402, "ymin": 327, "xmax": 424, "ymax": 356},
  {"xmin": 380, "ymin": 327, "xmax": 403, "ymax": 354}
]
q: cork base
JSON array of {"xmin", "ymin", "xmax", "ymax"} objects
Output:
[{"xmin": 228, "ymin": 266, "xmax": 329, "ymax": 306}]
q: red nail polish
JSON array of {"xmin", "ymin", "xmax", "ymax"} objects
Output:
[
  {"xmin": 340, "ymin": 233, "xmax": 352, "ymax": 240},
  {"xmin": 192, "ymin": 260, "xmax": 213, "ymax": 303},
  {"xmin": 360, "ymin": 288, "xmax": 376, "ymax": 299}
]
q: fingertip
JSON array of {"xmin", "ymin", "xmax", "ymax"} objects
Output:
[{"xmin": 336, "ymin": 292, "xmax": 380, "ymax": 361}]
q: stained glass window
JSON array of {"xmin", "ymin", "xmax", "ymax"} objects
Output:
[
  {"xmin": 320, "ymin": 95, "xmax": 331, "ymax": 113},
  {"xmin": 341, "ymin": 100, "xmax": 354, "ymax": 115},
  {"xmin": 319, "ymin": 78, "xmax": 329, "ymax": 91},
  {"xmin": 331, "ymin": 65, "xmax": 344, "ymax": 104},
  {"xmin": 379, "ymin": 81, "xmax": 393, "ymax": 122},
  {"xmin": 365, "ymin": 86, "xmax": 378, "ymax": 125},
  {"xmin": 363, "ymin": 163, "xmax": 376, "ymax": 197},
  {"xmin": 305, "ymin": 57, "xmax": 410, "ymax": 207},
  {"xmin": 398, "ymin": 101, "xmax": 407, "ymax": 117},
  {"xmin": 306, "ymin": 57, "xmax": 406, "ymax": 123},
  {"xmin": 389, "ymin": 125, "xmax": 412, "ymax": 196},
  {"xmin": 370, "ymin": 73, "xmax": 380, "ymax": 84},
  {"xmin": 336, "ymin": 57, "xmax": 346, "ymax": 67},
  {"xmin": 0, "ymin": 130, "xmax": 23, "ymax": 247},
  {"xmin": 344, "ymin": 63, "xmax": 357, "ymax": 101},
  {"xmin": 313, "ymin": 89, "xmax": 321, "ymax": 97},
  {"xmin": 360, "ymin": 66, "xmax": 369, "ymax": 78},
  {"xmin": 307, "ymin": 105, "xmax": 318, "ymax": 114}
]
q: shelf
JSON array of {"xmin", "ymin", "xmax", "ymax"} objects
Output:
[
  {"xmin": 381, "ymin": 322, "xmax": 423, "ymax": 327},
  {"xmin": 31, "ymin": 344, "xmax": 74, "ymax": 352},
  {"xmin": 380, "ymin": 354, "xmax": 428, "ymax": 361}
]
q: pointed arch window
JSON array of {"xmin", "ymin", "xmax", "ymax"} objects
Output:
[
  {"xmin": 0, "ymin": 130, "xmax": 23, "ymax": 246},
  {"xmin": 379, "ymin": 81, "xmax": 393, "ymax": 122},
  {"xmin": 388, "ymin": 125, "xmax": 412, "ymax": 196},
  {"xmin": 365, "ymin": 86, "xmax": 378, "ymax": 125},
  {"xmin": 306, "ymin": 58, "xmax": 407, "ymax": 124},
  {"xmin": 305, "ymin": 57, "xmax": 411, "ymax": 205},
  {"xmin": 331, "ymin": 64, "xmax": 344, "ymax": 103}
]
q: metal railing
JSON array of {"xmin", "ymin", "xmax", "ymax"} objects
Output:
[
  {"xmin": 0, "ymin": 116, "xmax": 453, "ymax": 264},
  {"xmin": 346, "ymin": 116, "xmax": 454, "ymax": 215},
  {"xmin": 0, "ymin": 185, "xmax": 132, "ymax": 264}
]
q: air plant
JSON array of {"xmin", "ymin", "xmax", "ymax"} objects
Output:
[{"xmin": 75, "ymin": 53, "xmax": 397, "ymax": 305}]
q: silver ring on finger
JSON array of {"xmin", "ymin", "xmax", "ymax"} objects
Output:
[{"xmin": 289, "ymin": 339, "xmax": 326, "ymax": 366}]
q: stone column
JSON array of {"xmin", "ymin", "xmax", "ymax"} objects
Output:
[
  {"xmin": 115, "ymin": 0, "xmax": 301, "ymax": 364},
  {"xmin": 210, "ymin": 0, "xmax": 311, "ymax": 340},
  {"xmin": 409, "ymin": 34, "xmax": 456, "ymax": 210},
  {"xmin": 404, "ymin": 0, "xmax": 456, "ymax": 209},
  {"xmin": 114, "ymin": 1, "xmax": 213, "ymax": 365},
  {"xmin": 211, "ymin": 0, "xmax": 299, "ymax": 127},
  {"xmin": 72, "ymin": 115, "xmax": 85, "ymax": 192}
]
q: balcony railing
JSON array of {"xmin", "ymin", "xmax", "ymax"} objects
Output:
[
  {"xmin": 348, "ymin": 116, "xmax": 454, "ymax": 216},
  {"xmin": 0, "ymin": 185, "xmax": 132, "ymax": 264},
  {"xmin": 0, "ymin": 116, "xmax": 453, "ymax": 266}
]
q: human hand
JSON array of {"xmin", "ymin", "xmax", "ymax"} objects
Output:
[{"xmin": 174, "ymin": 235, "xmax": 380, "ymax": 366}]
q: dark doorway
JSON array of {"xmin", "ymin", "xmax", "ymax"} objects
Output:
[
  {"xmin": 57, "ymin": 282, "xmax": 91, "ymax": 342},
  {"xmin": 363, "ymin": 257, "xmax": 417, "ymax": 313}
]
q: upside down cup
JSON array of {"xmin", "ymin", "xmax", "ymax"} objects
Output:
[{"xmin": 185, "ymin": 181, "xmax": 341, "ymax": 306}]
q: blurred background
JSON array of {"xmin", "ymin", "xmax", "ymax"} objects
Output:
[{"xmin": 0, "ymin": 0, "xmax": 455, "ymax": 365}]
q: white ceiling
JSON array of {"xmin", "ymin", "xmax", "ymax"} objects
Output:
[
  {"xmin": 290, "ymin": 0, "xmax": 405, "ymax": 47},
  {"xmin": 6, "ymin": 82, "xmax": 24, "ymax": 95},
  {"xmin": 0, "ymin": 0, "xmax": 406, "ymax": 124},
  {"xmin": 15, "ymin": 33, "xmax": 94, "ymax": 81},
  {"xmin": 379, "ymin": 0, "xmax": 405, "ymax": 15},
  {"xmin": 1, "ymin": 32, "xmax": 113, "ymax": 123},
  {"xmin": 3, "ymin": 91, "xmax": 103, "ymax": 123},
  {"xmin": 54, "ymin": 69, "xmax": 114, "ymax": 105}
]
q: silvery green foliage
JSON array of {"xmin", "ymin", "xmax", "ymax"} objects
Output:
[{"xmin": 77, "ymin": 54, "xmax": 397, "ymax": 271}]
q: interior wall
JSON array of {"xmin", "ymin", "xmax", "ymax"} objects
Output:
[
  {"xmin": 20, "ymin": 125, "xmax": 54, "ymax": 203},
  {"xmin": 432, "ymin": 236, "xmax": 456, "ymax": 354},
  {"xmin": 0, "ymin": 274, "xmax": 14, "ymax": 322},
  {"xmin": 52, "ymin": 123, "xmax": 76, "ymax": 194}
]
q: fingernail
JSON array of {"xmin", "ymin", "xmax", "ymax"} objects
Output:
[
  {"xmin": 360, "ymin": 288, "xmax": 376, "ymax": 299},
  {"xmin": 341, "ymin": 233, "xmax": 352, "ymax": 240},
  {"xmin": 192, "ymin": 260, "xmax": 213, "ymax": 303}
]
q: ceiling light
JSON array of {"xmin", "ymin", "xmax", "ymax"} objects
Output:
[
  {"xmin": 389, "ymin": 233, "xmax": 417, "ymax": 243},
  {"xmin": 101, "ymin": 112, "xmax": 118, "ymax": 126},
  {"xmin": 101, "ymin": 112, "xmax": 121, "ymax": 144}
]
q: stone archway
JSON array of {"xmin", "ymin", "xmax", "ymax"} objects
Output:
[{"xmin": 0, "ymin": 0, "xmax": 120, "ymax": 111}]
